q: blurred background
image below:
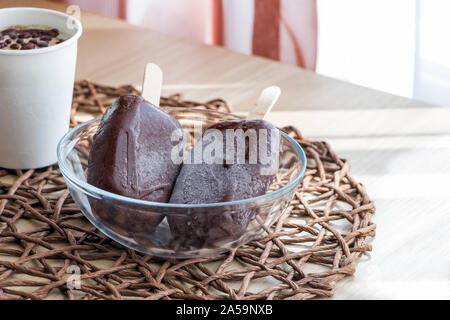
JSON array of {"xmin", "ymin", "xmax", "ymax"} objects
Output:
[{"xmin": 57, "ymin": 0, "xmax": 450, "ymax": 107}]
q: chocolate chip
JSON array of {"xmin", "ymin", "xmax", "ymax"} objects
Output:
[
  {"xmin": 2, "ymin": 28, "xmax": 16, "ymax": 36},
  {"xmin": 0, "ymin": 43, "xmax": 6, "ymax": 49},
  {"xmin": 21, "ymin": 42, "xmax": 35, "ymax": 50},
  {"xmin": 36, "ymin": 41, "xmax": 48, "ymax": 47},
  {"xmin": 1, "ymin": 27, "xmax": 62, "ymax": 49}
]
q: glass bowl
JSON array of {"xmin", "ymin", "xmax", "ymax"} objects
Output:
[{"xmin": 57, "ymin": 107, "xmax": 306, "ymax": 258}]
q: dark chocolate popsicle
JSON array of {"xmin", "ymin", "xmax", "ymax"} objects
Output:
[
  {"xmin": 168, "ymin": 119, "xmax": 281, "ymax": 247},
  {"xmin": 87, "ymin": 94, "xmax": 184, "ymax": 233}
]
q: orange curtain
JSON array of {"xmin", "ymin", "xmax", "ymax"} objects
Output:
[
  {"xmin": 253, "ymin": 0, "xmax": 281, "ymax": 61},
  {"xmin": 59, "ymin": 0, "xmax": 317, "ymax": 70},
  {"xmin": 210, "ymin": 0, "xmax": 317, "ymax": 69},
  {"xmin": 212, "ymin": 0, "xmax": 224, "ymax": 46}
]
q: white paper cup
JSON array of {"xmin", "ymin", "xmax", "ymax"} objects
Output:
[{"xmin": 0, "ymin": 7, "xmax": 82, "ymax": 169}]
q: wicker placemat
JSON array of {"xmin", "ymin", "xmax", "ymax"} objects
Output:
[{"xmin": 0, "ymin": 80, "xmax": 376, "ymax": 300}]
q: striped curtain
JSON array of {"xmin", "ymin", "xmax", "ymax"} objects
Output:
[
  {"xmin": 60, "ymin": 0, "xmax": 126, "ymax": 19},
  {"xmin": 58, "ymin": 0, "xmax": 317, "ymax": 70}
]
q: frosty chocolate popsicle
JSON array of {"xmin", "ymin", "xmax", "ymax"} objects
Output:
[
  {"xmin": 87, "ymin": 64, "xmax": 183, "ymax": 233},
  {"xmin": 169, "ymin": 119, "xmax": 280, "ymax": 204},
  {"xmin": 168, "ymin": 87, "xmax": 281, "ymax": 246},
  {"xmin": 87, "ymin": 94, "xmax": 183, "ymax": 202}
]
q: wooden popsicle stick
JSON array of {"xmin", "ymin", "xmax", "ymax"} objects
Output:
[
  {"xmin": 142, "ymin": 63, "xmax": 163, "ymax": 107},
  {"xmin": 247, "ymin": 86, "xmax": 281, "ymax": 120}
]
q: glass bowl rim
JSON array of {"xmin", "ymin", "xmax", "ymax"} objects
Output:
[{"xmin": 57, "ymin": 108, "xmax": 307, "ymax": 209}]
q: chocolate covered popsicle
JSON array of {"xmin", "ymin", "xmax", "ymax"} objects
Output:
[
  {"xmin": 169, "ymin": 116, "xmax": 281, "ymax": 247},
  {"xmin": 169, "ymin": 119, "xmax": 280, "ymax": 204},
  {"xmin": 87, "ymin": 94, "xmax": 184, "ymax": 232}
]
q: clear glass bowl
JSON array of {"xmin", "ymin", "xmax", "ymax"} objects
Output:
[{"xmin": 57, "ymin": 107, "xmax": 306, "ymax": 258}]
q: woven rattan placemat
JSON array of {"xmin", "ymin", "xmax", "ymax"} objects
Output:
[{"xmin": 0, "ymin": 80, "xmax": 376, "ymax": 300}]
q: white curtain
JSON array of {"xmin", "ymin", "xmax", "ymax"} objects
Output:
[
  {"xmin": 413, "ymin": 0, "xmax": 450, "ymax": 107},
  {"xmin": 126, "ymin": 0, "xmax": 216, "ymax": 44},
  {"xmin": 316, "ymin": 0, "xmax": 416, "ymax": 98},
  {"xmin": 317, "ymin": 0, "xmax": 449, "ymax": 107}
]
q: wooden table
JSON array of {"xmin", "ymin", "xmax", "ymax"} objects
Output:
[{"xmin": 2, "ymin": 0, "xmax": 450, "ymax": 300}]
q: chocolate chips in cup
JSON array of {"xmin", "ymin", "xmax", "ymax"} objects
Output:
[{"xmin": 0, "ymin": 26, "xmax": 68, "ymax": 50}]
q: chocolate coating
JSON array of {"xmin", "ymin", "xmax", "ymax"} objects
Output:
[
  {"xmin": 87, "ymin": 95, "xmax": 184, "ymax": 233},
  {"xmin": 168, "ymin": 119, "xmax": 280, "ymax": 247}
]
